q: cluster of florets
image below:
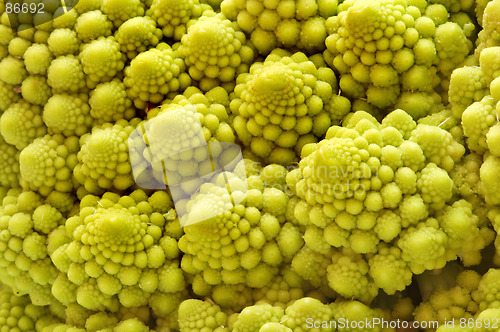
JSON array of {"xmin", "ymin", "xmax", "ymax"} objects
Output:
[
  {"xmin": 324, "ymin": 0, "xmax": 474, "ymax": 116},
  {"xmin": 285, "ymin": 110, "xmax": 493, "ymax": 303},
  {"xmin": 0, "ymin": 189, "xmax": 73, "ymax": 306},
  {"xmin": 414, "ymin": 269, "xmax": 482, "ymax": 326},
  {"xmin": 0, "ymin": 284, "xmax": 62, "ymax": 331},
  {"xmin": 177, "ymin": 297, "xmax": 388, "ymax": 331},
  {"xmin": 49, "ymin": 190, "xmax": 187, "ymax": 316},
  {"xmin": 476, "ymin": 0, "xmax": 500, "ymax": 55},
  {"xmin": 457, "ymin": 47, "xmax": 500, "ymax": 206},
  {"xmin": 231, "ymin": 50, "xmax": 349, "ymax": 165},
  {"xmin": 220, "ymin": 0, "xmax": 335, "ymax": 55},
  {"xmin": 179, "ymin": 13, "xmax": 255, "ymax": 92}
]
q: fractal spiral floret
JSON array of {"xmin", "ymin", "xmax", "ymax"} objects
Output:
[
  {"xmin": 50, "ymin": 190, "xmax": 187, "ymax": 315},
  {"xmin": 231, "ymin": 50, "xmax": 350, "ymax": 165},
  {"xmin": 0, "ymin": 0, "xmax": 500, "ymax": 330}
]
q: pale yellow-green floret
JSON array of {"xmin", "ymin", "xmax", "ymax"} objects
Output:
[
  {"xmin": 73, "ymin": 118, "xmax": 141, "ymax": 194},
  {"xmin": 1, "ymin": 101, "xmax": 47, "ymax": 150},
  {"xmin": 19, "ymin": 134, "xmax": 80, "ymax": 196},
  {"xmin": 146, "ymin": 0, "xmax": 209, "ymax": 40},
  {"xmin": 123, "ymin": 44, "xmax": 191, "ymax": 109},
  {"xmin": 50, "ymin": 190, "xmax": 186, "ymax": 315},
  {"xmin": 221, "ymin": 0, "xmax": 332, "ymax": 55},
  {"xmin": 43, "ymin": 94, "xmax": 93, "ymax": 137},
  {"xmin": 74, "ymin": 10, "xmax": 113, "ymax": 43},
  {"xmin": 231, "ymin": 50, "xmax": 341, "ymax": 165},
  {"xmin": 180, "ymin": 13, "xmax": 255, "ymax": 92},
  {"xmin": 115, "ymin": 16, "xmax": 163, "ymax": 60},
  {"xmin": 47, "ymin": 55, "xmax": 87, "ymax": 94},
  {"xmin": 79, "ymin": 36, "xmax": 126, "ymax": 88},
  {"xmin": 324, "ymin": 0, "xmax": 474, "ymax": 115}
]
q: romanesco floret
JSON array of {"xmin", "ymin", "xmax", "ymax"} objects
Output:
[
  {"xmin": 0, "ymin": 101, "xmax": 47, "ymax": 150},
  {"xmin": 438, "ymin": 200, "xmax": 495, "ymax": 266},
  {"xmin": 146, "ymin": 0, "xmax": 209, "ymax": 40},
  {"xmin": 47, "ymin": 55, "xmax": 87, "ymax": 94},
  {"xmin": 0, "ymin": 284, "xmax": 62, "ymax": 331},
  {"xmin": 368, "ymin": 245, "xmax": 412, "ymax": 296},
  {"xmin": 221, "ymin": 0, "xmax": 332, "ymax": 55},
  {"xmin": 410, "ymin": 124, "xmax": 465, "ymax": 172},
  {"xmin": 282, "ymin": 297, "xmax": 332, "ymax": 332},
  {"xmin": 21, "ymin": 75, "xmax": 52, "ymax": 106},
  {"xmin": 324, "ymin": 0, "xmax": 474, "ymax": 114},
  {"xmin": 291, "ymin": 245, "xmax": 331, "ymax": 291},
  {"xmin": 461, "ymin": 95, "xmax": 497, "ymax": 154},
  {"xmin": 232, "ymin": 303, "xmax": 283, "ymax": 331},
  {"xmin": 0, "ymin": 55, "xmax": 27, "ymax": 85},
  {"xmin": 251, "ymin": 266, "xmax": 308, "ymax": 308},
  {"xmin": 0, "ymin": 24, "xmax": 14, "ymax": 47},
  {"xmin": 74, "ymin": 10, "xmax": 113, "ymax": 43},
  {"xmin": 115, "ymin": 16, "xmax": 163, "ymax": 60},
  {"xmin": 124, "ymin": 45, "xmax": 191, "ymax": 109},
  {"xmin": 178, "ymin": 299, "xmax": 227, "ymax": 332},
  {"xmin": 19, "ymin": 134, "xmax": 80, "ymax": 196},
  {"xmin": 414, "ymin": 268, "xmax": 481, "ymax": 326},
  {"xmin": 474, "ymin": 268, "xmax": 500, "ymax": 311},
  {"xmin": 101, "ymin": 0, "xmax": 146, "ymax": 28},
  {"xmin": 179, "ymin": 13, "xmax": 254, "ymax": 92},
  {"xmin": 473, "ymin": 308, "xmax": 500, "ymax": 332},
  {"xmin": 89, "ymin": 79, "xmax": 135, "ymax": 123},
  {"xmin": 259, "ymin": 322, "xmax": 292, "ymax": 332},
  {"xmin": 330, "ymin": 299, "xmax": 385, "ymax": 332},
  {"xmin": 79, "ymin": 36, "xmax": 126, "ymax": 89},
  {"xmin": 448, "ymin": 66, "xmax": 488, "ymax": 119},
  {"xmin": 50, "ymin": 190, "xmax": 186, "ymax": 315},
  {"xmin": 450, "ymin": 152, "xmax": 487, "ymax": 219},
  {"xmin": 73, "ymin": 118, "xmax": 141, "ymax": 194},
  {"xmin": 480, "ymin": 155, "xmax": 500, "ymax": 205},
  {"xmin": 8, "ymin": 36, "xmax": 31, "ymax": 57},
  {"xmin": 231, "ymin": 50, "xmax": 340, "ymax": 165},
  {"xmin": 476, "ymin": 0, "xmax": 500, "ymax": 55},
  {"xmin": 0, "ymin": 80, "xmax": 20, "ymax": 112},
  {"xmin": 479, "ymin": 46, "xmax": 500, "ymax": 86},
  {"xmin": 327, "ymin": 248, "xmax": 379, "ymax": 303},
  {"xmin": 43, "ymin": 94, "xmax": 93, "ymax": 137},
  {"xmin": 417, "ymin": 108, "xmax": 464, "ymax": 145},
  {"xmin": 47, "ymin": 29, "xmax": 81, "ymax": 56},
  {"xmin": 23, "ymin": 43, "xmax": 53, "ymax": 76},
  {"xmin": 72, "ymin": 0, "xmax": 104, "ymax": 14}
]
